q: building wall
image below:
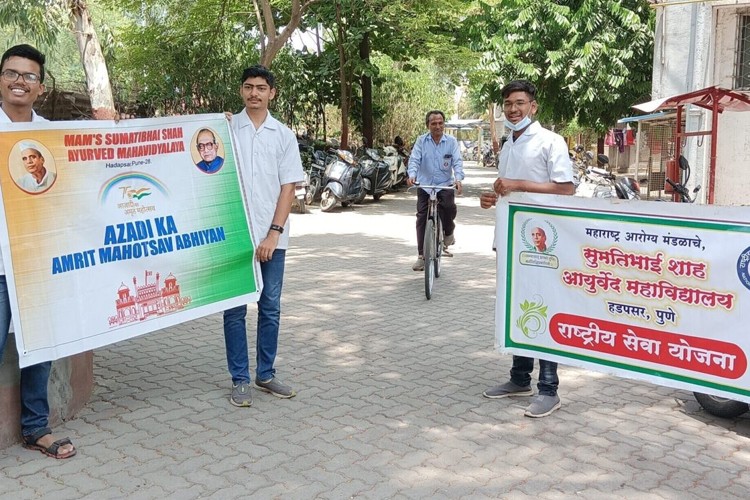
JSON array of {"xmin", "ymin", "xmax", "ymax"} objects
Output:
[
  {"xmin": 713, "ymin": 6, "xmax": 750, "ymax": 205},
  {"xmin": 651, "ymin": 1, "xmax": 750, "ymax": 205}
]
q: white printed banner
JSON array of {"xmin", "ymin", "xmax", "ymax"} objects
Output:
[
  {"xmin": 496, "ymin": 193, "xmax": 750, "ymax": 403},
  {"xmin": 0, "ymin": 114, "xmax": 260, "ymax": 367}
]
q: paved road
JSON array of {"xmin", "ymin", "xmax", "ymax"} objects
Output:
[{"xmin": 2, "ymin": 163, "xmax": 749, "ymax": 499}]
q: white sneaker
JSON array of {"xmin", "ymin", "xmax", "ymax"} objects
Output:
[
  {"xmin": 444, "ymin": 234, "xmax": 455, "ymax": 247},
  {"xmin": 412, "ymin": 256, "xmax": 424, "ymax": 271}
]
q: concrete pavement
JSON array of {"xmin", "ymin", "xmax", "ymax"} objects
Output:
[{"xmin": 1, "ymin": 163, "xmax": 750, "ymax": 499}]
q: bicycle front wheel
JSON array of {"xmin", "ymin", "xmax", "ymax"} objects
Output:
[
  {"xmin": 423, "ymin": 218, "xmax": 435, "ymax": 299},
  {"xmin": 434, "ymin": 215, "xmax": 443, "ymax": 278}
]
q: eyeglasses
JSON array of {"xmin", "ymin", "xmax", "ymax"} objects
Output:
[
  {"xmin": 196, "ymin": 142, "xmax": 216, "ymax": 152},
  {"xmin": 1, "ymin": 69, "xmax": 41, "ymax": 84},
  {"xmin": 503, "ymin": 100, "xmax": 533, "ymax": 110}
]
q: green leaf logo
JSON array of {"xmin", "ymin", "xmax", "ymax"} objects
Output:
[{"xmin": 516, "ymin": 295, "xmax": 548, "ymax": 339}]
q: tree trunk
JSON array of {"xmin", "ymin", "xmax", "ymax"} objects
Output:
[
  {"xmin": 360, "ymin": 33, "xmax": 372, "ymax": 148},
  {"xmin": 336, "ymin": 1, "xmax": 348, "ymax": 149},
  {"xmin": 257, "ymin": 0, "xmax": 321, "ymax": 68},
  {"xmin": 69, "ymin": 0, "xmax": 116, "ymax": 120},
  {"xmin": 488, "ymin": 103, "xmax": 498, "ymax": 152},
  {"xmin": 316, "ymin": 24, "xmax": 326, "ymax": 141}
]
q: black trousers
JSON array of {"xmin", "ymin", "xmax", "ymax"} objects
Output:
[{"xmin": 415, "ymin": 189, "xmax": 456, "ymax": 256}]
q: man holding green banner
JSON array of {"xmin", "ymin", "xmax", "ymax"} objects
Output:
[
  {"xmin": 480, "ymin": 79, "xmax": 575, "ymax": 418},
  {"xmin": 222, "ymin": 65, "xmax": 304, "ymax": 407}
]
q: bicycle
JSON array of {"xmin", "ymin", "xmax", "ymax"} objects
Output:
[{"xmin": 408, "ymin": 183, "xmax": 456, "ymax": 300}]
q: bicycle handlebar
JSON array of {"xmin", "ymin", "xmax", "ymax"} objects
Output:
[{"xmin": 407, "ymin": 183, "xmax": 457, "ymax": 192}]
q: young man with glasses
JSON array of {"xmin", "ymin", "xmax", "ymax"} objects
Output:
[
  {"xmin": 480, "ymin": 80, "xmax": 575, "ymax": 418},
  {"xmin": 194, "ymin": 128, "xmax": 224, "ymax": 173},
  {"xmin": 0, "ymin": 44, "xmax": 77, "ymax": 458}
]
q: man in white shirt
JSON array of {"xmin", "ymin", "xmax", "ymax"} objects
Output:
[
  {"xmin": 480, "ymin": 80, "xmax": 575, "ymax": 418},
  {"xmin": 0, "ymin": 44, "xmax": 76, "ymax": 458},
  {"xmin": 223, "ymin": 65, "xmax": 304, "ymax": 406}
]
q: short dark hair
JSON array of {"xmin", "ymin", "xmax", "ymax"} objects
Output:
[
  {"xmin": 501, "ymin": 80, "xmax": 536, "ymax": 101},
  {"xmin": 425, "ymin": 110, "xmax": 445, "ymax": 126},
  {"xmin": 1, "ymin": 44, "xmax": 46, "ymax": 83},
  {"xmin": 240, "ymin": 65, "xmax": 275, "ymax": 88}
]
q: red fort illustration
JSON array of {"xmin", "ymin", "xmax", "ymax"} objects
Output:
[{"xmin": 109, "ymin": 270, "xmax": 192, "ymax": 326}]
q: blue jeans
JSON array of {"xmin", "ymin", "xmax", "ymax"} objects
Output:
[
  {"xmin": 510, "ymin": 355, "xmax": 559, "ymax": 396},
  {"xmin": 0, "ymin": 276, "xmax": 52, "ymax": 439},
  {"xmin": 223, "ymin": 249, "xmax": 286, "ymax": 384}
]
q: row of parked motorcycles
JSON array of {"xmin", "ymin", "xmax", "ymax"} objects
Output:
[
  {"xmin": 296, "ymin": 143, "xmax": 409, "ymax": 212},
  {"xmin": 571, "ymin": 145, "xmax": 641, "ymax": 200},
  {"xmin": 460, "ymin": 140, "xmax": 499, "ymax": 169}
]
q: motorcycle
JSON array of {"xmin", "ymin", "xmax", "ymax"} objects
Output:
[
  {"xmin": 291, "ymin": 173, "xmax": 308, "ymax": 214},
  {"xmin": 320, "ymin": 149, "xmax": 365, "ymax": 212},
  {"xmin": 570, "ymin": 144, "xmax": 595, "ymax": 172},
  {"xmin": 461, "ymin": 140, "xmax": 477, "ymax": 161},
  {"xmin": 481, "ymin": 143, "xmax": 497, "ymax": 169},
  {"xmin": 666, "ymin": 155, "xmax": 702, "ymax": 203},
  {"xmin": 305, "ymin": 149, "xmax": 331, "ymax": 205},
  {"xmin": 359, "ymin": 148, "xmax": 393, "ymax": 201},
  {"xmin": 575, "ymin": 154, "xmax": 641, "ymax": 200}
]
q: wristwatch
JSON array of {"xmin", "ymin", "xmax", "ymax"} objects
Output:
[{"xmin": 270, "ymin": 224, "xmax": 284, "ymax": 234}]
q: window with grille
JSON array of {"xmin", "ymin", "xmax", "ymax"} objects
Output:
[{"xmin": 737, "ymin": 15, "xmax": 750, "ymax": 89}]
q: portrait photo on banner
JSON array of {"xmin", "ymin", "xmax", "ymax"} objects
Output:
[
  {"xmin": 8, "ymin": 139, "xmax": 57, "ymax": 195},
  {"xmin": 190, "ymin": 127, "xmax": 225, "ymax": 174}
]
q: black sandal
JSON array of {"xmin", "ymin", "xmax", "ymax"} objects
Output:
[{"xmin": 23, "ymin": 430, "xmax": 77, "ymax": 459}]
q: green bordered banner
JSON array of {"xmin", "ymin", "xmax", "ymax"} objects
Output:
[
  {"xmin": 0, "ymin": 114, "xmax": 259, "ymax": 367},
  {"xmin": 495, "ymin": 193, "xmax": 750, "ymax": 403}
]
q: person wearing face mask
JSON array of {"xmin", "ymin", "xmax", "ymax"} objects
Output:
[{"xmin": 479, "ymin": 79, "xmax": 574, "ymax": 418}]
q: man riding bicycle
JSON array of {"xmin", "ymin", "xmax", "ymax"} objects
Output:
[{"xmin": 407, "ymin": 110, "xmax": 464, "ymax": 271}]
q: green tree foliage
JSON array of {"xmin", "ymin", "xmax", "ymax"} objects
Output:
[
  {"xmin": 1, "ymin": 0, "xmax": 118, "ymax": 118},
  {"xmin": 468, "ymin": 0, "xmax": 654, "ymax": 131},
  {"xmin": 0, "ymin": 26, "xmax": 85, "ymax": 91},
  {"xmin": 0, "ymin": 1, "xmax": 67, "ymax": 47},
  {"xmin": 105, "ymin": 0, "xmax": 260, "ymax": 115},
  {"xmin": 271, "ymin": 46, "xmax": 339, "ymax": 138},
  {"xmin": 307, "ymin": 0, "xmax": 476, "ymax": 146},
  {"xmin": 372, "ymin": 55, "xmax": 453, "ymax": 146}
]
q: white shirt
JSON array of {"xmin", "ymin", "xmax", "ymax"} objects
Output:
[
  {"xmin": 231, "ymin": 110, "xmax": 304, "ymax": 250},
  {"xmin": 0, "ymin": 106, "xmax": 47, "ymax": 276},
  {"xmin": 498, "ymin": 121, "xmax": 574, "ymax": 184},
  {"xmin": 18, "ymin": 169, "xmax": 56, "ymax": 192}
]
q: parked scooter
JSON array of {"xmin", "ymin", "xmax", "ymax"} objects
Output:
[
  {"xmin": 481, "ymin": 142, "xmax": 497, "ymax": 169},
  {"xmin": 382, "ymin": 145, "xmax": 408, "ymax": 189},
  {"xmin": 320, "ymin": 149, "xmax": 365, "ymax": 212},
  {"xmin": 359, "ymin": 148, "xmax": 393, "ymax": 201}
]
